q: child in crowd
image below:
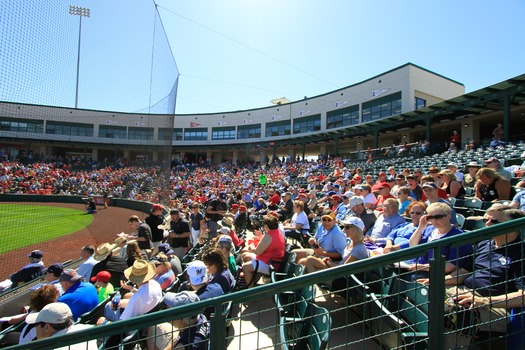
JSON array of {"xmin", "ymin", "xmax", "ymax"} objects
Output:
[
  {"xmin": 397, "ymin": 186, "xmax": 413, "ymax": 215},
  {"xmin": 90, "ymin": 270, "xmax": 114, "ymax": 303}
]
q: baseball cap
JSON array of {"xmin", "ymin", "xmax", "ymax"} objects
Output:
[
  {"xmin": 187, "ymin": 260, "xmax": 208, "ymax": 285},
  {"xmin": 378, "ymin": 172, "xmax": 386, "ymax": 176},
  {"xmin": 218, "ymin": 235, "xmax": 233, "ymax": 244},
  {"xmin": 231, "ymin": 204, "xmax": 239, "ymax": 210},
  {"xmin": 164, "ymin": 291, "xmax": 200, "ymax": 308},
  {"xmin": 421, "ymin": 182, "xmax": 438, "ymax": 190},
  {"xmin": 28, "ymin": 250, "xmax": 43, "ymax": 259},
  {"xmin": 466, "ymin": 161, "xmax": 481, "ymax": 168},
  {"xmin": 90, "ymin": 270, "xmax": 111, "ymax": 283},
  {"xmin": 406, "ymin": 174, "xmax": 417, "ymax": 180},
  {"xmin": 219, "ymin": 192, "xmax": 227, "ymax": 200},
  {"xmin": 354, "ymin": 185, "xmax": 364, "ymax": 190},
  {"xmin": 349, "ymin": 196, "xmax": 364, "ymax": 208},
  {"xmin": 219, "ymin": 226, "xmax": 230, "ymax": 235},
  {"xmin": 59, "ymin": 269, "xmax": 82, "ymax": 283},
  {"xmin": 485, "ymin": 157, "xmax": 499, "ymax": 164},
  {"xmin": 331, "ymin": 195, "xmax": 341, "ymax": 201},
  {"xmin": 170, "ymin": 209, "xmax": 180, "ymax": 215},
  {"xmin": 45, "ymin": 263, "xmax": 64, "ymax": 276},
  {"xmin": 447, "ymin": 162, "xmax": 459, "ymax": 168},
  {"xmin": 327, "ymin": 191, "xmax": 336, "ymax": 196},
  {"xmin": 26, "ymin": 302, "xmax": 72, "ymax": 325},
  {"xmin": 158, "ymin": 243, "xmax": 174, "ymax": 255},
  {"xmin": 151, "ymin": 204, "xmax": 164, "ymax": 212},
  {"xmin": 340, "ymin": 217, "xmax": 365, "ymax": 231},
  {"xmin": 377, "ymin": 182, "xmax": 391, "ymax": 189}
]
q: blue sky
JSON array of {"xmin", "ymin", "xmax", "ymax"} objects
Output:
[
  {"xmin": 1, "ymin": 1, "xmax": 524, "ymax": 115},
  {"xmin": 155, "ymin": 0, "xmax": 525, "ymax": 115}
]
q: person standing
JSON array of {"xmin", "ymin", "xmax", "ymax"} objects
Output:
[
  {"xmin": 145, "ymin": 204, "xmax": 166, "ymax": 251},
  {"xmin": 127, "ymin": 215, "xmax": 153, "ymax": 258},
  {"xmin": 168, "ymin": 209, "xmax": 191, "ymax": 261},
  {"xmin": 189, "ymin": 203, "xmax": 206, "ymax": 247},
  {"xmin": 206, "ymin": 192, "xmax": 228, "ymax": 238}
]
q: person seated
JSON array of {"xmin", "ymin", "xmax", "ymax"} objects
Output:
[
  {"xmin": 233, "ymin": 205, "xmax": 248, "ymax": 234},
  {"xmin": 86, "ymin": 197, "xmax": 97, "ymax": 214},
  {"xmin": 283, "ymin": 200, "xmax": 311, "ymax": 244},
  {"xmin": 90, "ymin": 242, "xmax": 128, "ymax": 289},
  {"xmin": 42, "ymin": 263, "xmax": 64, "ymax": 295},
  {"xmin": 378, "ymin": 201, "xmax": 427, "ymax": 255},
  {"xmin": 418, "ymin": 208, "xmax": 525, "ymax": 348},
  {"xmin": 57, "ymin": 269, "xmax": 98, "ymax": 321},
  {"xmin": 293, "ymin": 212, "xmax": 346, "ymax": 266},
  {"xmin": 438, "ymin": 169, "xmax": 466, "ymax": 199},
  {"xmin": 344, "ymin": 196, "xmax": 377, "ymax": 234},
  {"xmin": 147, "ymin": 291, "xmax": 209, "ymax": 350},
  {"xmin": 475, "ymin": 167, "xmax": 512, "ymax": 201},
  {"xmin": 90, "ymin": 271, "xmax": 114, "ymax": 303},
  {"xmin": 25, "ymin": 302, "xmax": 96, "ymax": 348},
  {"xmin": 215, "ymin": 235, "xmax": 238, "ymax": 275},
  {"xmin": 396, "ymin": 186, "xmax": 413, "ymax": 215},
  {"xmin": 303, "ymin": 217, "xmax": 368, "ymax": 274},
  {"xmin": 363, "ymin": 198, "xmax": 406, "ymax": 248},
  {"xmin": 151, "ymin": 253, "xmax": 176, "ymax": 291},
  {"xmin": 10, "ymin": 250, "xmax": 45, "ymax": 288},
  {"xmin": 407, "ymin": 203, "xmax": 472, "ymax": 279},
  {"xmin": 241, "ymin": 214, "xmax": 285, "ymax": 287},
  {"xmin": 97, "ymin": 259, "xmax": 162, "ymax": 325},
  {"xmin": 201, "ymin": 248, "xmax": 235, "ymax": 293},
  {"xmin": 125, "ymin": 240, "xmax": 147, "ymax": 267},
  {"xmin": 157, "ymin": 243, "xmax": 183, "ymax": 276}
]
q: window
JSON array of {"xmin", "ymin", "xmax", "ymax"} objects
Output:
[
  {"xmin": 0, "ymin": 118, "xmax": 43, "ymax": 133},
  {"xmin": 99, "ymin": 125, "xmax": 127, "ymax": 139},
  {"xmin": 158, "ymin": 128, "xmax": 182, "ymax": 141},
  {"xmin": 415, "ymin": 97, "xmax": 426, "ymax": 110},
  {"xmin": 128, "ymin": 127, "xmax": 154, "ymax": 140},
  {"xmin": 293, "ymin": 114, "xmax": 321, "ymax": 134},
  {"xmin": 327, "ymin": 106, "xmax": 359, "ymax": 129},
  {"xmin": 237, "ymin": 124, "xmax": 261, "ymax": 139},
  {"xmin": 46, "ymin": 121, "xmax": 93, "ymax": 137},
  {"xmin": 212, "ymin": 126, "xmax": 236, "ymax": 140},
  {"xmin": 265, "ymin": 120, "xmax": 291, "ymax": 137},
  {"xmin": 362, "ymin": 92, "xmax": 402, "ymax": 122},
  {"xmin": 184, "ymin": 128, "xmax": 208, "ymax": 141}
]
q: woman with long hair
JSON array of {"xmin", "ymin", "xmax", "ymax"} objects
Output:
[
  {"xmin": 439, "ymin": 169, "xmax": 466, "ymax": 199},
  {"xmin": 475, "ymin": 167, "xmax": 512, "ymax": 201}
]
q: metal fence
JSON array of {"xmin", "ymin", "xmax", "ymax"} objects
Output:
[{"xmin": 3, "ymin": 218, "xmax": 525, "ymax": 350}]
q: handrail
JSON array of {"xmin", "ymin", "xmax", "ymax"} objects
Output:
[{"xmin": 5, "ymin": 217, "xmax": 525, "ymax": 350}]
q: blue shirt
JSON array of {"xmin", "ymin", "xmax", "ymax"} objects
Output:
[
  {"xmin": 368, "ymin": 213, "xmax": 406, "ymax": 244},
  {"xmin": 315, "ymin": 224, "xmax": 347, "ymax": 258},
  {"xmin": 58, "ymin": 281, "xmax": 99, "ymax": 321},
  {"xmin": 512, "ymin": 191, "xmax": 525, "ymax": 211},
  {"xmin": 335, "ymin": 203, "xmax": 350, "ymax": 221},
  {"xmin": 386, "ymin": 222, "xmax": 417, "ymax": 250},
  {"xmin": 416, "ymin": 225, "xmax": 471, "ymax": 266}
]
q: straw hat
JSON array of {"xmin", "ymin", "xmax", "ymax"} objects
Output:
[
  {"xmin": 94, "ymin": 242, "xmax": 118, "ymax": 261},
  {"xmin": 124, "ymin": 259, "xmax": 156, "ymax": 285}
]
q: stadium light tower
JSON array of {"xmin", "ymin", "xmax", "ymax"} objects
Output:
[{"xmin": 69, "ymin": 5, "xmax": 90, "ymax": 109}]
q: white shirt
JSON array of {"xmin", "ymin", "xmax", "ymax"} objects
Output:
[
  {"xmin": 77, "ymin": 256, "xmax": 97, "ymax": 280},
  {"xmin": 54, "ymin": 324, "xmax": 98, "ymax": 350},
  {"xmin": 291, "ymin": 211, "xmax": 310, "ymax": 230},
  {"xmin": 120, "ymin": 280, "xmax": 162, "ymax": 320}
]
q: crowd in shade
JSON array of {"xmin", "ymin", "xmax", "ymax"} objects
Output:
[{"xmin": 2, "ymin": 144, "xmax": 525, "ymax": 348}]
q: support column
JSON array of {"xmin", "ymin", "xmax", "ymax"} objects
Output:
[
  {"xmin": 503, "ymin": 95, "xmax": 510, "ymax": 141},
  {"xmin": 334, "ymin": 137, "xmax": 339, "ymax": 156},
  {"xmin": 373, "ymin": 129, "xmax": 379, "ymax": 149},
  {"xmin": 302, "ymin": 142, "xmax": 306, "ymax": 160}
]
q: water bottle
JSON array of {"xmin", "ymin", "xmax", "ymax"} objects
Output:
[{"xmin": 112, "ymin": 291, "xmax": 121, "ymax": 310}]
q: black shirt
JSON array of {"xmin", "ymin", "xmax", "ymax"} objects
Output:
[
  {"xmin": 169, "ymin": 218, "xmax": 191, "ymax": 248},
  {"xmin": 145, "ymin": 214, "xmax": 166, "ymax": 243}
]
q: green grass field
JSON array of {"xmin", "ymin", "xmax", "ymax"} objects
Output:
[{"xmin": 0, "ymin": 204, "xmax": 93, "ymax": 254}]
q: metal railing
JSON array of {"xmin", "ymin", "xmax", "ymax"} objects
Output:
[{"xmin": 4, "ymin": 218, "xmax": 525, "ymax": 349}]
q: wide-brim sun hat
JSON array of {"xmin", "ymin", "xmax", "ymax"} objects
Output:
[{"xmin": 124, "ymin": 259, "xmax": 156, "ymax": 285}]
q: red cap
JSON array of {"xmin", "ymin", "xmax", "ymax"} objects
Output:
[
  {"xmin": 331, "ymin": 195, "xmax": 341, "ymax": 201},
  {"xmin": 378, "ymin": 182, "xmax": 391, "ymax": 189},
  {"xmin": 239, "ymin": 205, "xmax": 247, "ymax": 212},
  {"xmin": 90, "ymin": 270, "xmax": 111, "ymax": 283},
  {"xmin": 152, "ymin": 204, "xmax": 164, "ymax": 211},
  {"xmin": 231, "ymin": 204, "xmax": 239, "ymax": 209},
  {"xmin": 378, "ymin": 172, "xmax": 386, "ymax": 176},
  {"xmin": 297, "ymin": 193, "xmax": 308, "ymax": 199},
  {"xmin": 267, "ymin": 211, "xmax": 279, "ymax": 219}
]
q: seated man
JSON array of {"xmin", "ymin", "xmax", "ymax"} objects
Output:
[
  {"xmin": 10, "ymin": 250, "xmax": 45, "ymax": 288},
  {"xmin": 57, "ymin": 269, "xmax": 98, "ymax": 321},
  {"xmin": 419, "ymin": 208, "xmax": 525, "ymax": 348},
  {"xmin": 294, "ymin": 212, "xmax": 346, "ymax": 265},
  {"xmin": 364, "ymin": 198, "xmax": 406, "ymax": 247},
  {"xmin": 25, "ymin": 302, "xmax": 96, "ymax": 349}
]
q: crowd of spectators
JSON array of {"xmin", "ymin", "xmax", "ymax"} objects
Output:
[{"xmin": 3, "ymin": 143, "xmax": 525, "ymax": 348}]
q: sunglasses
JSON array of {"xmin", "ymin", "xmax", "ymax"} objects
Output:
[
  {"xmin": 483, "ymin": 218, "xmax": 500, "ymax": 224},
  {"xmin": 322, "ymin": 218, "xmax": 333, "ymax": 222},
  {"xmin": 410, "ymin": 211, "xmax": 424, "ymax": 215},
  {"xmin": 343, "ymin": 225, "xmax": 355, "ymax": 230},
  {"xmin": 427, "ymin": 214, "xmax": 447, "ymax": 220}
]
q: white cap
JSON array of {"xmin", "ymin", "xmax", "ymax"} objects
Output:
[
  {"xmin": 339, "ymin": 217, "xmax": 365, "ymax": 231},
  {"xmin": 187, "ymin": 260, "xmax": 208, "ymax": 285},
  {"xmin": 26, "ymin": 302, "xmax": 72, "ymax": 324},
  {"xmin": 348, "ymin": 196, "xmax": 364, "ymax": 208}
]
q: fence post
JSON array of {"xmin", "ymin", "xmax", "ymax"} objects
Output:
[
  {"xmin": 210, "ymin": 302, "xmax": 227, "ymax": 350},
  {"xmin": 428, "ymin": 248, "xmax": 446, "ymax": 350}
]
